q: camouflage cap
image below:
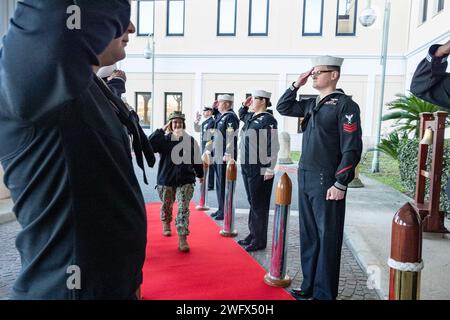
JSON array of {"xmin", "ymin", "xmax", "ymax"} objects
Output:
[{"xmin": 168, "ymin": 110, "xmax": 186, "ymax": 121}]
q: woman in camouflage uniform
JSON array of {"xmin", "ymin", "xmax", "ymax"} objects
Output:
[{"xmin": 149, "ymin": 111, "xmax": 204, "ymax": 252}]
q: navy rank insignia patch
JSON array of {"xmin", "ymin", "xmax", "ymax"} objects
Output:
[{"xmin": 343, "ymin": 114, "xmax": 357, "ymax": 133}]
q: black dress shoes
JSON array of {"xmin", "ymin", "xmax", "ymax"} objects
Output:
[
  {"xmin": 214, "ymin": 214, "xmax": 224, "ymax": 221},
  {"xmin": 237, "ymin": 235, "xmax": 252, "ymax": 246},
  {"xmin": 289, "ymin": 288, "xmax": 313, "ymax": 300},
  {"xmin": 244, "ymin": 243, "xmax": 265, "ymax": 252},
  {"xmin": 237, "ymin": 239, "xmax": 248, "ymax": 246},
  {"xmin": 210, "ymin": 211, "xmax": 220, "ymax": 218}
]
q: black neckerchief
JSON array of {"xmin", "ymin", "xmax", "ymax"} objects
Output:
[
  {"xmin": 301, "ymin": 90, "xmax": 345, "ymax": 131},
  {"xmin": 218, "ymin": 110, "xmax": 235, "ymax": 120},
  {"xmin": 214, "ymin": 110, "xmax": 235, "ymax": 128},
  {"xmin": 250, "ymin": 111, "xmax": 273, "ymax": 122},
  {"xmin": 94, "ymin": 76, "xmax": 155, "ymax": 184}
]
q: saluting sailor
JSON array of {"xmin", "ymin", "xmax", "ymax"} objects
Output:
[
  {"xmin": 194, "ymin": 105, "xmax": 216, "ymax": 190},
  {"xmin": 411, "ymin": 39, "xmax": 450, "ymax": 198},
  {"xmin": 237, "ymin": 90, "xmax": 279, "ymax": 252},
  {"xmin": 411, "ymin": 39, "xmax": 450, "ymax": 109},
  {"xmin": 205, "ymin": 94, "xmax": 240, "ymax": 221},
  {"xmin": 277, "ymin": 56, "xmax": 363, "ymax": 300}
]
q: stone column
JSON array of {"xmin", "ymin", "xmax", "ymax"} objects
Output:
[
  {"xmin": 278, "ymin": 132, "xmax": 293, "ymax": 164},
  {"xmin": 0, "ymin": 166, "xmax": 10, "ymax": 200}
]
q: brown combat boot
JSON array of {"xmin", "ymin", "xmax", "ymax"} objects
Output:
[
  {"xmin": 178, "ymin": 235, "xmax": 190, "ymax": 252},
  {"xmin": 162, "ymin": 221, "xmax": 172, "ymax": 237}
]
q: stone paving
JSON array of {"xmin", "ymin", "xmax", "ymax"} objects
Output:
[
  {"xmin": 0, "ymin": 213, "xmax": 379, "ymax": 300},
  {"xmin": 223, "ymin": 212, "xmax": 379, "ymax": 300},
  {"xmin": 0, "ymin": 161, "xmax": 379, "ymax": 300},
  {"xmin": 0, "ymin": 220, "xmax": 20, "ymax": 300}
]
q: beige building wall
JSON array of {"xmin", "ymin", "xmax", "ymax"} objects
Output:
[
  {"xmin": 0, "ymin": 0, "xmax": 422, "ymax": 150},
  {"xmin": 405, "ymin": 0, "xmax": 450, "ymax": 89},
  {"xmin": 122, "ymin": 0, "xmax": 423, "ymax": 151},
  {"xmin": 407, "ymin": 0, "xmax": 450, "ymax": 52},
  {"xmin": 127, "ymin": 0, "xmax": 411, "ymax": 56},
  {"xmin": 201, "ymin": 73, "xmax": 279, "ymax": 106},
  {"xmin": 124, "ymin": 72, "xmax": 196, "ymax": 131},
  {"xmin": 0, "ymin": 1, "xmax": 447, "ymax": 190},
  {"xmin": 374, "ymin": 75, "xmax": 406, "ymax": 135}
]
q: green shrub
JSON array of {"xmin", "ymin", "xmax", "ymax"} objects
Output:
[
  {"xmin": 376, "ymin": 131, "xmax": 407, "ymax": 161},
  {"xmin": 398, "ymin": 138, "xmax": 450, "ymax": 213},
  {"xmin": 383, "ymin": 94, "xmax": 449, "ymax": 138}
]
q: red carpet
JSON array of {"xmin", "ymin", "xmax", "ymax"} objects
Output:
[{"xmin": 141, "ymin": 203, "xmax": 294, "ymax": 300}]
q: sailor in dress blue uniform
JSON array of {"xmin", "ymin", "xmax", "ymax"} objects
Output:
[
  {"xmin": 238, "ymin": 90, "xmax": 279, "ymax": 252},
  {"xmin": 277, "ymin": 56, "xmax": 363, "ymax": 300}
]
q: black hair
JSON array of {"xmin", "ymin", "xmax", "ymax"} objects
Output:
[
  {"xmin": 264, "ymin": 98, "xmax": 272, "ymax": 109},
  {"xmin": 169, "ymin": 119, "xmax": 186, "ymax": 132}
]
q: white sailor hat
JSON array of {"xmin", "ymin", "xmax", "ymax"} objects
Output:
[
  {"xmin": 96, "ymin": 64, "xmax": 117, "ymax": 78},
  {"xmin": 217, "ymin": 94, "xmax": 234, "ymax": 102},
  {"xmin": 311, "ymin": 55, "xmax": 344, "ymax": 68},
  {"xmin": 252, "ymin": 90, "xmax": 272, "ymax": 99}
]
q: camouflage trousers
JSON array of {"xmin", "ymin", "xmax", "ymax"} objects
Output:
[{"xmin": 156, "ymin": 184, "xmax": 195, "ymax": 236}]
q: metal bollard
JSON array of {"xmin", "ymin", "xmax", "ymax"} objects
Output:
[
  {"xmin": 388, "ymin": 202, "xmax": 423, "ymax": 300},
  {"xmin": 264, "ymin": 173, "xmax": 292, "ymax": 287},
  {"xmin": 196, "ymin": 153, "xmax": 211, "ymax": 211},
  {"xmin": 220, "ymin": 160, "xmax": 238, "ymax": 237}
]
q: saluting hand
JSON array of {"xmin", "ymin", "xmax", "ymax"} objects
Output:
[
  {"xmin": 108, "ymin": 70, "xmax": 127, "ymax": 82},
  {"xmin": 243, "ymin": 96, "xmax": 253, "ymax": 108},
  {"xmin": 294, "ymin": 68, "xmax": 314, "ymax": 88},
  {"xmin": 195, "ymin": 111, "xmax": 201, "ymax": 123},
  {"xmin": 213, "ymin": 100, "xmax": 219, "ymax": 109},
  {"xmin": 326, "ymin": 186, "xmax": 345, "ymax": 201},
  {"xmin": 163, "ymin": 122, "xmax": 171, "ymax": 132},
  {"xmin": 436, "ymin": 39, "xmax": 450, "ymax": 57}
]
